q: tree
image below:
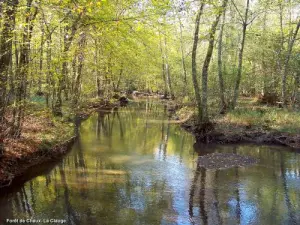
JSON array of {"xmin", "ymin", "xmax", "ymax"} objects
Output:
[
  {"xmin": 231, "ymin": 0, "xmax": 251, "ymax": 109},
  {"xmin": 217, "ymin": 7, "xmax": 227, "ymax": 113},
  {"xmin": 13, "ymin": 0, "xmax": 38, "ymax": 136},
  {"xmin": 282, "ymin": 19, "xmax": 300, "ymax": 106},
  {"xmin": 53, "ymin": 9, "xmax": 84, "ymax": 116},
  {"xmin": 201, "ymin": 0, "xmax": 229, "ymax": 123},
  {"xmin": 0, "ymin": 0, "xmax": 18, "ymax": 123},
  {"xmin": 191, "ymin": 2, "xmax": 205, "ymax": 123}
]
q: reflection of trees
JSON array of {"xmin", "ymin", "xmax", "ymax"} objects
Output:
[
  {"xmin": 0, "ymin": 194, "xmax": 13, "ymax": 223},
  {"xmin": 280, "ymin": 152, "xmax": 296, "ymax": 224},
  {"xmin": 142, "ymin": 100, "xmax": 150, "ymax": 150},
  {"xmin": 0, "ymin": 185, "xmax": 34, "ymax": 222},
  {"xmin": 158, "ymin": 105, "xmax": 170, "ymax": 160},
  {"xmin": 189, "ymin": 157, "xmax": 208, "ymax": 225},
  {"xmin": 96, "ymin": 111, "xmax": 106, "ymax": 139},
  {"xmin": 116, "ymin": 111, "xmax": 124, "ymax": 141},
  {"xmin": 193, "ymin": 142, "xmax": 213, "ymax": 156},
  {"xmin": 4, "ymin": 103, "xmax": 300, "ymax": 225},
  {"xmin": 189, "ymin": 146, "xmax": 246, "ymax": 225},
  {"xmin": 179, "ymin": 135, "xmax": 185, "ymax": 163},
  {"xmin": 189, "ymin": 157, "xmax": 199, "ymax": 222},
  {"xmin": 29, "ymin": 181, "xmax": 36, "ymax": 209},
  {"xmin": 270, "ymin": 151, "xmax": 278, "ymax": 223},
  {"xmin": 199, "ymin": 167, "xmax": 208, "ymax": 225},
  {"xmin": 73, "ymin": 132, "xmax": 88, "ymax": 199},
  {"xmin": 20, "ymin": 187, "xmax": 33, "ymax": 217},
  {"xmin": 59, "ymin": 164, "xmax": 80, "ymax": 225},
  {"xmin": 234, "ymin": 167, "xmax": 241, "ymax": 224},
  {"xmin": 95, "ymin": 110, "xmax": 113, "ymax": 138},
  {"xmin": 213, "ymin": 170, "xmax": 222, "ymax": 225},
  {"xmin": 233, "ymin": 147, "xmax": 241, "ymax": 224},
  {"xmin": 120, "ymin": 177, "xmax": 174, "ymax": 225}
]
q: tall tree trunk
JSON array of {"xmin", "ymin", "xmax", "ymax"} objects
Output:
[
  {"xmin": 201, "ymin": 0, "xmax": 228, "ymax": 122},
  {"xmin": 191, "ymin": 2, "xmax": 205, "ymax": 123},
  {"xmin": 38, "ymin": 21, "xmax": 45, "ymax": 93},
  {"xmin": 95, "ymin": 39, "xmax": 102, "ymax": 98},
  {"xmin": 262, "ymin": 11, "xmax": 267, "ymax": 94},
  {"xmin": 282, "ymin": 19, "xmax": 300, "ymax": 107},
  {"xmin": 73, "ymin": 33, "xmax": 86, "ymax": 106},
  {"xmin": 164, "ymin": 35, "xmax": 175, "ymax": 99},
  {"xmin": 217, "ymin": 7, "xmax": 227, "ymax": 113},
  {"xmin": 11, "ymin": 34, "xmax": 19, "ymax": 129},
  {"xmin": 232, "ymin": 0, "xmax": 250, "ymax": 109},
  {"xmin": 294, "ymin": 70, "xmax": 300, "ymax": 108},
  {"xmin": 54, "ymin": 14, "xmax": 82, "ymax": 116},
  {"xmin": 178, "ymin": 16, "xmax": 188, "ymax": 95},
  {"xmin": 71, "ymin": 53, "xmax": 77, "ymax": 94},
  {"xmin": 116, "ymin": 64, "xmax": 123, "ymax": 91},
  {"xmin": 274, "ymin": 1, "xmax": 285, "ymax": 90},
  {"xmin": 0, "ymin": 0, "xmax": 18, "ymax": 124},
  {"xmin": 159, "ymin": 33, "xmax": 168, "ymax": 98},
  {"xmin": 46, "ymin": 34, "xmax": 52, "ymax": 107},
  {"xmin": 13, "ymin": 0, "xmax": 38, "ymax": 137}
]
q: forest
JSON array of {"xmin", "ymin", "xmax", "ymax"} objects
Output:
[
  {"xmin": 0, "ymin": 0, "xmax": 300, "ymax": 224},
  {"xmin": 0, "ymin": 0, "xmax": 299, "ymax": 180},
  {"xmin": 0, "ymin": 0, "xmax": 299, "ymax": 134}
]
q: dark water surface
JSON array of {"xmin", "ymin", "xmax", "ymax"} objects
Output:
[{"xmin": 1, "ymin": 100, "xmax": 300, "ymax": 225}]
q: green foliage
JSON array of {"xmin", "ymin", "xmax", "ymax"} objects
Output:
[{"xmin": 1, "ymin": 0, "xmax": 300, "ymax": 125}]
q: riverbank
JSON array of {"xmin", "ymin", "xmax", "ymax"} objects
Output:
[
  {"xmin": 0, "ymin": 98, "xmax": 118, "ymax": 188},
  {"xmin": 178, "ymin": 98, "xmax": 300, "ymax": 150}
]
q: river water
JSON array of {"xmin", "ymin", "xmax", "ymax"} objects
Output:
[{"xmin": 1, "ymin": 100, "xmax": 300, "ymax": 225}]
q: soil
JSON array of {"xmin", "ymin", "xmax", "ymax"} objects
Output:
[
  {"xmin": 197, "ymin": 153, "xmax": 258, "ymax": 169},
  {"xmin": 0, "ymin": 136, "xmax": 76, "ymax": 188},
  {"xmin": 181, "ymin": 115, "xmax": 300, "ymax": 150}
]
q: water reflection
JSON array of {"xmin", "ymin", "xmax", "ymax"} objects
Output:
[
  {"xmin": 0, "ymin": 101, "xmax": 300, "ymax": 225},
  {"xmin": 189, "ymin": 144, "xmax": 300, "ymax": 225}
]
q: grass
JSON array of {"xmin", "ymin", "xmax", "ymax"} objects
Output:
[
  {"xmin": 179, "ymin": 97, "xmax": 300, "ymax": 148},
  {"xmin": 179, "ymin": 97, "xmax": 300, "ymax": 136},
  {"xmin": 217, "ymin": 99, "xmax": 300, "ymax": 134}
]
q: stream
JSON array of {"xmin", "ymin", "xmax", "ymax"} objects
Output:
[{"xmin": 1, "ymin": 100, "xmax": 300, "ymax": 225}]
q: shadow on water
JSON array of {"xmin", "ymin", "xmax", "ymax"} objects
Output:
[{"xmin": 1, "ymin": 100, "xmax": 300, "ymax": 225}]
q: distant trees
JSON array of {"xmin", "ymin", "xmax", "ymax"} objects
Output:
[
  {"xmin": 190, "ymin": 0, "xmax": 299, "ymax": 123},
  {"xmin": 0, "ymin": 0, "xmax": 299, "ymax": 139},
  {"xmin": 282, "ymin": 19, "xmax": 300, "ymax": 107},
  {"xmin": 0, "ymin": 0, "xmax": 170, "ymax": 138},
  {"xmin": 192, "ymin": 0, "xmax": 228, "ymax": 124}
]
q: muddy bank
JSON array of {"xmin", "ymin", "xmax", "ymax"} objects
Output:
[
  {"xmin": 74, "ymin": 99, "xmax": 119, "ymax": 121},
  {"xmin": 181, "ymin": 115, "xmax": 300, "ymax": 150},
  {"xmin": 0, "ymin": 136, "xmax": 76, "ymax": 188},
  {"xmin": 197, "ymin": 152, "xmax": 258, "ymax": 169},
  {"xmin": 0, "ymin": 100, "xmax": 118, "ymax": 188}
]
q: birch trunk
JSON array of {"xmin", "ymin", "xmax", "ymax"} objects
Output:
[
  {"xmin": 201, "ymin": 0, "xmax": 228, "ymax": 122},
  {"xmin": 232, "ymin": 0, "xmax": 250, "ymax": 109},
  {"xmin": 191, "ymin": 2, "xmax": 205, "ymax": 122}
]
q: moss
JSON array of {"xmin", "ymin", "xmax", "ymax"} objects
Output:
[{"xmin": 39, "ymin": 140, "xmax": 53, "ymax": 151}]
